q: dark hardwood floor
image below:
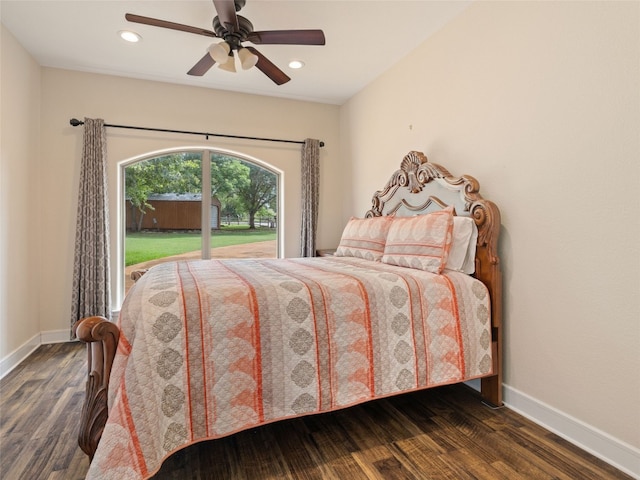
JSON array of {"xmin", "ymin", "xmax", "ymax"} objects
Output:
[{"xmin": 0, "ymin": 342, "xmax": 632, "ymax": 480}]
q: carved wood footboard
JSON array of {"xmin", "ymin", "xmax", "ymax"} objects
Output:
[{"xmin": 73, "ymin": 316, "xmax": 120, "ymax": 460}]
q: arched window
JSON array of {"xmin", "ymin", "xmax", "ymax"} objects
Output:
[{"xmin": 120, "ymin": 148, "xmax": 280, "ymax": 297}]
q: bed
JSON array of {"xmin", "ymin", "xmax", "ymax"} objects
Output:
[{"xmin": 75, "ymin": 150, "xmax": 502, "ymax": 480}]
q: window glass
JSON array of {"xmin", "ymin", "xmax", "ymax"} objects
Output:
[{"xmin": 123, "ymin": 150, "xmax": 278, "ymax": 295}]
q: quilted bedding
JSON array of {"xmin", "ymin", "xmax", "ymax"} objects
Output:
[{"xmin": 86, "ymin": 256, "xmax": 492, "ymax": 479}]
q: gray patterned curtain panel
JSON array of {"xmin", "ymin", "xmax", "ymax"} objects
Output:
[
  {"xmin": 70, "ymin": 118, "xmax": 111, "ymax": 337},
  {"xmin": 300, "ymin": 138, "xmax": 320, "ymax": 257}
]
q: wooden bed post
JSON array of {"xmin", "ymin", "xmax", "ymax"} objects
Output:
[
  {"xmin": 472, "ymin": 199, "xmax": 503, "ymax": 407},
  {"xmin": 73, "ymin": 316, "xmax": 120, "ymax": 460}
]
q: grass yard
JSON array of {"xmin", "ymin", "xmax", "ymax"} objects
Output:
[{"xmin": 125, "ymin": 226, "xmax": 276, "ymax": 266}]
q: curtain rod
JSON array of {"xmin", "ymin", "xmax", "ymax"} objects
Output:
[{"xmin": 69, "ymin": 118, "xmax": 324, "ymax": 147}]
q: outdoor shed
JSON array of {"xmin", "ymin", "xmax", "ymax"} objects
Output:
[{"xmin": 128, "ymin": 194, "xmax": 221, "ymax": 230}]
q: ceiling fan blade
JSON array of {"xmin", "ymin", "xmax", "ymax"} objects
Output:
[
  {"xmin": 126, "ymin": 13, "xmax": 217, "ymax": 38},
  {"xmin": 246, "ymin": 47, "xmax": 290, "ymax": 85},
  {"xmin": 247, "ymin": 30, "xmax": 326, "ymax": 45},
  {"xmin": 212, "ymin": 0, "xmax": 239, "ymax": 31},
  {"xmin": 187, "ymin": 53, "xmax": 216, "ymax": 76}
]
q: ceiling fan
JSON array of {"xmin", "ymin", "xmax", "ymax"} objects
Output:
[{"xmin": 126, "ymin": 0, "xmax": 326, "ymax": 85}]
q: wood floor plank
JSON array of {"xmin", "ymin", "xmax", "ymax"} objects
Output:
[
  {"xmin": 46, "ymin": 446, "xmax": 89, "ymax": 480},
  {"xmin": 1, "ymin": 342, "xmax": 635, "ymax": 480},
  {"xmin": 302, "ymin": 413, "xmax": 373, "ymax": 479},
  {"xmin": 489, "ymin": 429, "xmax": 576, "ymax": 479},
  {"xmin": 325, "ymin": 455, "xmax": 370, "ymax": 479},
  {"xmin": 439, "ymin": 447, "xmax": 518, "ymax": 480},
  {"xmin": 537, "ymin": 426, "xmax": 632, "ymax": 479},
  {"xmin": 270, "ymin": 418, "xmax": 339, "ymax": 480},
  {"xmin": 489, "ymin": 460, "xmax": 532, "ymax": 479},
  {"xmin": 304, "ymin": 413, "xmax": 358, "ymax": 459},
  {"xmin": 391, "ymin": 436, "xmax": 475, "ymax": 480},
  {"xmin": 352, "ymin": 444, "xmax": 418, "ymax": 480},
  {"xmin": 500, "ymin": 424, "xmax": 625, "ymax": 480}
]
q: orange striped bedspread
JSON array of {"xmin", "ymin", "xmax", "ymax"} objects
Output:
[{"xmin": 86, "ymin": 257, "xmax": 492, "ymax": 479}]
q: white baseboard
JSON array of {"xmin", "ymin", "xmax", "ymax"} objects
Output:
[
  {"xmin": 0, "ymin": 332, "xmax": 40, "ymax": 379},
  {"xmin": 0, "ymin": 329, "xmax": 71, "ymax": 380},
  {"xmin": 40, "ymin": 329, "xmax": 72, "ymax": 344},
  {"xmin": 504, "ymin": 384, "xmax": 640, "ymax": 479}
]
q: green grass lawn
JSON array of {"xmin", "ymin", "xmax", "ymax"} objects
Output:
[{"xmin": 125, "ymin": 226, "xmax": 276, "ymax": 266}]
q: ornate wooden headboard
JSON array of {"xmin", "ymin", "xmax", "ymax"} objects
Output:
[{"xmin": 366, "ymin": 151, "xmax": 503, "ymax": 406}]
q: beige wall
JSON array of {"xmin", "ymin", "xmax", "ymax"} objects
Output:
[
  {"xmin": 0, "ymin": 27, "xmax": 41, "ymax": 358},
  {"xmin": 37, "ymin": 69, "xmax": 341, "ymax": 329},
  {"xmin": 1, "ymin": 30, "xmax": 341, "ymax": 357},
  {"xmin": 340, "ymin": 1, "xmax": 639, "ymax": 451}
]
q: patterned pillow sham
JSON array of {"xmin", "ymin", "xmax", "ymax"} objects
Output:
[
  {"xmin": 334, "ymin": 215, "xmax": 394, "ymax": 261},
  {"xmin": 381, "ymin": 206, "xmax": 455, "ymax": 273}
]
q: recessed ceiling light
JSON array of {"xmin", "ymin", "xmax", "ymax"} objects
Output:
[
  {"xmin": 119, "ymin": 30, "xmax": 142, "ymax": 43},
  {"xmin": 288, "ymin": 60, "xmax": 305, "ymax": 69}
]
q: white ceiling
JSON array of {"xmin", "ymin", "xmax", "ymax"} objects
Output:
[{"xmin": 1, "ymin": 1, "xmax": 470, "ymax": 105}]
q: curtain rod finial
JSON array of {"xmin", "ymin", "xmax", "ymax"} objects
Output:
[{"xmin": 70, "ymin": 118, "xmax": 84, "ymax": 127}]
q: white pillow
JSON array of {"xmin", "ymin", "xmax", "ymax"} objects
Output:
[{"xmin": 445, "ymin": 216, "xmax": 478, "ymax": 274}]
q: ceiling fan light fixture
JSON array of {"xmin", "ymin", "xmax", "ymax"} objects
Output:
[
  {"xmin": 218, "ymin": 53, "xmax": 237, "ymax": 72},
  {"xmin": 208, "ymin": 41, "xmax": 231, "ymax": 64},
  {"xmin": 124, "ymin": 2, "xmax": 325, "ymax": 85},
  {"xmin": 238, "ymin": 47, "xmax": 258, "ymax": 70}
]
